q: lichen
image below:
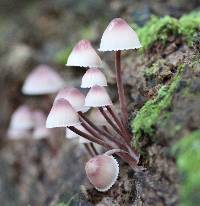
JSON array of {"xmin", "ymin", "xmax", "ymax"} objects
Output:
[
  {"xmin": 132, "ymin": 65, "xmax": 184, "ymax": 147},
  {"xmin": 172, "ymin": 131, "xmax": 200, "ymax": 206},
  {"xmin": 137, "ymin": 11, "xmax": 200, "ymax": 51}
]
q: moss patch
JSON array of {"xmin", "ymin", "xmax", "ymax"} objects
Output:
[
  {"xmin": 173, "ymin": 131, "xmax": 200, "ymax": 206},
  {"xmin": 132, "ymin": 65, "xmax": 184, "ymax": 147},
  {"xmin": 137, "ymin": 12, "xmax": 200, "ymax": 51}
]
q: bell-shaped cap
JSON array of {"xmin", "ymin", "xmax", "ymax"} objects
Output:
[
  {"xmin": 9, "ymin": 105, "xmax": 34, "ymax": 130},
  {"xmin": 81, "ymin": 68, "xmax": 107, "ymax": 88},
  {"xmin": 88, "ymin": 108, "xmax": 107, "ymax": 126},
  {"xmin": 22, "ymin": 64, "xmax": 65, "ymax": 95},
  {"xmin": 85, "ymin": 154, "xmax": 119, "ymax": 192},
  {"xmin": 99, "ymin": 18, "xmax": 141, "ymax": 51},
  {"xmin": 85, "ymin": 85, "xmax": 112, "ymax": 107},
  {"xmin": 46, "ymin": 98, "xmax": 79, "ymax": 128},
  {"xmin": 33, "ymin": 111, "xmax": 50, "ymax": 139},
  {"xmin": 55, "ymin": 87, "xmax": 88, "ymax": 112},
  {"xmin": 66, "ymin": 40, "xmax": 102, "ymax": 68}
]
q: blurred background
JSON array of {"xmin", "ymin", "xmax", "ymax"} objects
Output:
[{"xmin": 0, "ymin": 0, "xmax": 199, "ymax": 206}]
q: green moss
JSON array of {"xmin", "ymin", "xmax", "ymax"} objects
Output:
[
  {"xmin": 179, "ymin": 12, "xmax": 200, "ymax": 46},
  {"xmin": 132, "ymin": 65, "xmax": 184, "ymax": 147},
  {"xmin": 136, "ymin": 12, "xmax": 200, "ymax": 51},
  {"xmin": 137, "ymin": 16, "xmax": 179, "ymax": 51},
  {"xmin": 173, "ymin": 131, "xmax": 200, "ymax": 206},
  {"xmin": 54, "ymin": 46, "xmax": 72, "ymax": 65},
  {"xmin": 144, "ymin": 59, "xmax": 166, "ymax": 78}
]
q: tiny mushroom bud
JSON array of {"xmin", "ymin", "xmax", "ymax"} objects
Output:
[
  {"xmin": 55, "ymin": 87, "xmax": 88, "ymax": 112},
  {"xmin": 22, "ymin": 64, "xmax": 65, "ymax": 95},
  {"xmin": 66, "ymin": 40, "xmax": 102, "ymax": 68},
  {"xmin": 46, "ymin": 98, "xmax": 79, "ymax": 128},
  {"xmin": 81, "ymin": 68, "xmax": 107, "ymax": 88},
  {"xmin": 85, "ymin": 85, "xmax": 112, "ymax": 107},
  {"xmin": 9, "ymin": 105, "xmax": 34, "ymax": 130},
  {"xmin": 33, "ymin": 111, "xmax": 50, "ymax": 139},
  {"xmin": 99, "ymin": 18, "xmax": 141, "ymax": 51},
  {"xmin": 85, "ymin": 154, "xmax": 119, "ymax": 192}
]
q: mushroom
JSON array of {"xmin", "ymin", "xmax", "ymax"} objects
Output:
[
  {"xmin": 46, "ymin": 98, "xmax": 80, "ymax": 128},
  {"xmin": 66, "ymin": 40, "xmax": 102, "ymax": 68},
  {"xmin": 9, "ymin": 105, "xmax": 34, "ymax": 130},
  {"xmin": 22, "ymin": 64, "xmax": 65, "ymax": 95},
  {"xmin": 81, "ymin": 68, "xmax": 107, "ymax": 88},
  {"xmin": 99, "ymin": 18, "xmax": 142, "ymax": 125},
  {"xmin": 55, "ymin": 87, "xmax": 88, "ymax": 112},
  {"xmin": 99, "ymin": 18, "xmax": 141, "ymax": 51},
  {"xmin": 85, "ymin": 85, "xmax": 112, "ymax": 107},
  {"xmin": 7, "ymin": 105, "xmax": 34, "ymax": 139},
  {"xmin": 85, "ymin": 154, "xmax": 119, "ymax": 192}
]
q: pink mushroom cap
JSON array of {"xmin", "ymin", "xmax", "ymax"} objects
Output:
[
  {"xmin": 99, "ymin": 18, "xmax": 141, "ymax": 51},
  {"xmin": 46, "ymin": 98, "xmax": 79, "ymax": 128},
  {"xmin": 55, "ymin": 87, "xmax": 88, "ymax": 112},
  {"xmin": 66, "ymin": 40, "xmax": 102, "ymax": 68},
  {"xmin": 81, "ymin": 68, "xmax": 107, "ymax": 88},
  {"xmin": 85, "ymin": 85, "xmax": 112, "ymax": 107},
  {"xmin": 85, "ymin": 154, "xmax": 119, "ymax": 191},
  {"xmin": 22, "ymin": 64, "xmax": 65, "ymax": 95},
  {"xmin": 9, "ymin": 105, "xmax": 34, "ymax": 130}
]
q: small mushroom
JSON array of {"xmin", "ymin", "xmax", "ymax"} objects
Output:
[
  {"xmin": 7, "ymin": 105, "xmax": 34, "ymax": 139},
  {"xmin": 55, "ymin": 87, "xmax": 88, "ymax": 112},
  {"xmin": 66, "ymin": 40, "xmax": 102, "ymax": 68},
  {"xmin": 99, "ymin": 18, "xmax": 141, "ymax": 51},
  {"xmin": 46, "ymin": 98, "xmax": 79, "ymax": 128},
  {"xmin": 9, "ymin": 105, "xmax": 34, "ymax": 130},
  {"xmin": 85, "ymin": 154, "xmax": 119, "ymax": 192},
  {"xmin": 22, "ymin": 64, "xmax": 65, "ymax": 95},
  {"xmin": 81, "ymin": 68, "xmax": 107, "ymax": 88},
  {"xmin": 85, "ymin": 85, "xmax": 112, "ymax": 107}
]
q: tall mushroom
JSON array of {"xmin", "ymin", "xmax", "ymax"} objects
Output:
[{"xmin": 99, "ymin": 18, "xmax": 142, "ymax": 125}]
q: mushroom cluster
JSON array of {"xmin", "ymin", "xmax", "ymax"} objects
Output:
[{"xmin": 46, "ymin": 18, "xmax": 142, "ymax": 192}]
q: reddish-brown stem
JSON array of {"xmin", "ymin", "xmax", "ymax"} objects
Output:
[
  {"xmin": 106, "ymin": 106, "xmax": 132, "ymax": 142},
  {"xmin": 68, "ymin": 126, "xmax": 109, "ymax": 148},
  {"xmin": 115, "ymin": 51, "xmax": 128, "ymax": 126},
  {"xmin": 84, "ymin": 144, "xmax": 95, "ymax": 157},
  {"xmin": 89, "ymin": 143, "xmax": 98, "ymax": 155},
  {"xmin": 99, "ymin": 107, "xmax": 123, "ymax": 136},
  {"xmin": 78, "ymin": 112, "xmax": 123, "ymax": 147}
]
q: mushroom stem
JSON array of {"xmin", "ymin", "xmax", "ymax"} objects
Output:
[
  {"xmin": 68, "ymin": 126, "xmax": 109, "ymax": 148},
  {"xmin": 115, "ymin": 51, "xmax": 128, "ymax": 126},
  {"xmin": 89, "ymin": 143, "xmax": 98, "ymax": 155},
  {"xmin": 99, "ymin": 107, "xmax": 123, "ymax": 136},
  {"xmin": 84, "ymin": 144, "xmax": 95, "ymax": 157},
  {"xmin": 78, "ymin": 112, "xmax": 123, "ymax": 147},
  {"xmin": 106, "ymin": 106, "xmax": 132, "ymax": 142}
]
